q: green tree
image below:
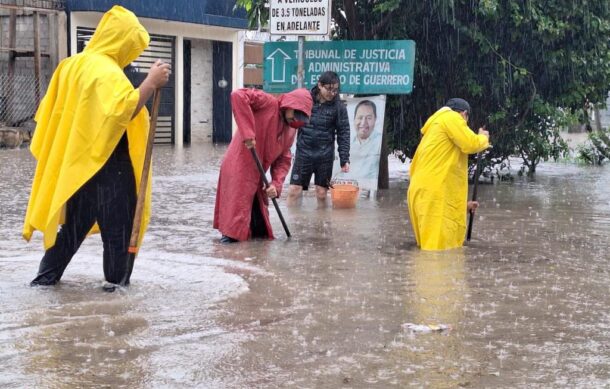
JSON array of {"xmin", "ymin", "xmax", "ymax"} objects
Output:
[
  {"xmin": 236, "ymin": 0, "xmax": 610, "ymax": 176},
  {"xmin": 384, "ymin": 0, "xmax": 610, "ymax": 174}
]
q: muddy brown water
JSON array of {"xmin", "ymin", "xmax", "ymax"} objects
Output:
[{"xmin": 1, "ymin": 144, "xmax": 609, "ymax": 388}]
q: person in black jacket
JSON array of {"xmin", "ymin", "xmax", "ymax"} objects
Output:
[{"xmin": 287, "ymin": 71, "xmax": 350, "ymax": 207}]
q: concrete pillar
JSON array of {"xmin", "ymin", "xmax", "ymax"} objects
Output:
[{"xmin": 174, "ymin": 35, "xmax": 184, "ymax": 147}]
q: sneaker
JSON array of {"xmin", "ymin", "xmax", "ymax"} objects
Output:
[{"xmin": 219, "ymin": 235, "xmax": 238, "ymax": 244}]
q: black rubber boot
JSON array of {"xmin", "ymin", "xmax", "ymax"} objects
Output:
[
  {"xmin": 220, "ymin": 235, "xmax": 238, "ymax": 244},
  {"xmin": 30, "ymin": 276, "xmax": 59, "ymax": 287}
]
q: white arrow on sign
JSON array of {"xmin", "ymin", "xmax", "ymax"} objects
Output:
[{"xmin": 266, "ymin": 48, "xmax": 291, "ymax": 83}]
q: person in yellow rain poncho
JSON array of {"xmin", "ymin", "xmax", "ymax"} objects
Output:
[
  {"xmin": 408, "ymin": 98, "xmax": 489, "ymax": 251},
  {"xmin": 23, "ymin": 6, "xmax": 170, "ymax": 289}
]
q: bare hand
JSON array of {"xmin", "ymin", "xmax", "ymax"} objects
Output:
[
  {"xmin": 146, "ymin": 60, "xmax": 171, "ymax": 89},
  {"xmin": 478, "ymin": 127, "xmax": 489, "ymax": 139},
  {"xmin": 266, "ymin": 184, "xmax": 278, "ymax": 199},
  {"xmin": 244, "ymin": 138, "xmax": 256, "ymax": 149},
  {"xmin": 467, "ymin": 201, "xmax": 479, "ymax": 213},
  {"xmin": 341, "ymin": 162, "xmax": 350, "ymax": 173}
]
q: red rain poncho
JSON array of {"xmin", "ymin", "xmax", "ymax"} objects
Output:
[{"xmin": 213, "ymin": 88, "xmax": 313, "ymax": 241}]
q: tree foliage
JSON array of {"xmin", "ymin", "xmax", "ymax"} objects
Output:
[
  {"xmin": 234, "ymin": 0, "xmax": 268, "ymax": 30},
  {"xmin": 236, "ymin": 0, "xmax": 610, "ymax": 174},
  {"xmin": 577, "ymin": 129, "xmax": 610, "ymax": 165}
]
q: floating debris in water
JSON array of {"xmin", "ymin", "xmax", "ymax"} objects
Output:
[{"xmin": 402, "ymin": 323, "xmax": 452, "ymax": 333}]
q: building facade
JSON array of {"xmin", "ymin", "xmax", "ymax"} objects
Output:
[{"xmin": 66, "ymin": 0, "xmax": 249, "ymax": 145}]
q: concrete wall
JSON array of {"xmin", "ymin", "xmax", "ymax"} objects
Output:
[{"xmin": 190, "ymin": 39, "xmax": 213, "ymax": 143}]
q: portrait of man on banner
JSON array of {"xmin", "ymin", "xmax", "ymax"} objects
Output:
[{"xmin": 333, "ymin": 95, "xmax": 386, "ymax": 191}]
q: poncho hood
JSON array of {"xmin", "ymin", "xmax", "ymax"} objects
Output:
[
  {"xmin": 278, "ymin": 88, "xmax": 313, "ymax": 117},
  {"xmin": 85, "ymin": 5, "xmax": 150, "ymax": 68}
]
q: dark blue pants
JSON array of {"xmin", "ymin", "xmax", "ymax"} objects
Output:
[{"xmin": 31, "ymin": 135, "xmax": 137, "ymax": 286}]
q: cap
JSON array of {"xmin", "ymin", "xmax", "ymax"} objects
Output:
[{"xmin": 446, "ymin": 98, "xmax": 471, "ymax": 113}]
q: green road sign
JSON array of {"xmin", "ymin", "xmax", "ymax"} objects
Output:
[{"xmin": 263, "ymin": 40, "xmax": 415, "ymax": 94}]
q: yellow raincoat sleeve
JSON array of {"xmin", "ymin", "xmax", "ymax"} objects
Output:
[{"xmin": 445, "ymin": 113, "xmax": 489, "ymax": 154}]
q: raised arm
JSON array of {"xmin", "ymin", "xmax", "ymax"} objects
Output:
[
  {"xmin": 133, "ymin": 60, "xmax": 171, "ymax": 119},
  {"xmin": 446, "ymin": 113, "xmax": 489, "ymax": 154}
]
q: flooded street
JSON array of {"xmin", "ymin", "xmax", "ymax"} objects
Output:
[{"xmin": 1, "ymin": 143, "xmax": 609, "ymax": 388}]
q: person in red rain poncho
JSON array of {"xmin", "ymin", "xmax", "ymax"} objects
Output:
[{"xmin": 213, "ymin": 88, "xmax": 313, "ymax": 243}]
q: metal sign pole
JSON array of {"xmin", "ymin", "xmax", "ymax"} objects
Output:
[
  {"xmin": 297, "ymin": 35, "xmax": 304, "ymax": 88},
  {"xmin": 269, "ymin": 0, "xmax": 329, "ymax": 89}
]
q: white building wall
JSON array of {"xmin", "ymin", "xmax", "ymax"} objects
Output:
[
  {"xmin": 190, "ymin": 39, "xmax": 213, "ymax": 143},
  {"xmin": 69, "ymin": 12, "xmax": 244, "ymax": 146}
]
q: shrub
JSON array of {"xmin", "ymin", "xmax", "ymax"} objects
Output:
[{"xmin": 576, "ymin": 129, "xmax": 610, "ymax": 165}]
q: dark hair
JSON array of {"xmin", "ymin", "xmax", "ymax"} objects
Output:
[
  {"xmin": 445, "ymin": 98, "xmax": 471, "ymax": 113},
  {"xmin": 318, "ymin": 71, "xmax": 340, "ymax": 87},
  {"xmin": 354, "ymin": 100, "xmax": 377, "ymax": 118}
]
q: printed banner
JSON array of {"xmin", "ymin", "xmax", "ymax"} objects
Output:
[{"xmin": 333, "ymin": 95, "xmax": 386, "ymax": 191}]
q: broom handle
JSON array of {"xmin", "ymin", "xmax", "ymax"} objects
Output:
[
  {"xmin": 128, "ymin": 89, "xmax": 161, "ymax": 253},
  {"xmin": 466, "ymin": 151, "xmax": 481, "ymax": 241},
  {"xmin": 466, "ymin": 129, "xmax": 490, "ymax": 242},
  {"xmin": 250, "ymin": 148, "xmax": 291, "ymax": 238}
]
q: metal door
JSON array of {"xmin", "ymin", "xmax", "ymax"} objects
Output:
[{"xmin": 212, "ymin": 41, "xmax": 232, "ymax": 143}]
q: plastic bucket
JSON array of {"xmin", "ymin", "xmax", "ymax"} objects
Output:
[{"xmin": 330, "ymin": 181, "xmax": 359, "ymax": 208}]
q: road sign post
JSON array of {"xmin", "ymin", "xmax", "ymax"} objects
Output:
[
  {"xmin": 269, "ymin": 0, "xmax": 331, "ymax": 89},
  {"xmin": 297, "ymin": 36, "xmax": 304, "ymax": 88}
]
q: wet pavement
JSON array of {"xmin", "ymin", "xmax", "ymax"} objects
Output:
[{"xmin": 1, "ymin": 143, "xmax": 609, "ymax": 388}]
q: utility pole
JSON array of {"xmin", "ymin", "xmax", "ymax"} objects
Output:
[{"xmin": 297, "ymin": 36, "xmax": 304, "ymax": 88}]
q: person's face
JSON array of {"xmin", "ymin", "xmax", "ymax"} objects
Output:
[
  {"xmin": 284, "ymin": 108, "xmax": 295, "ymax": 122},
  {"xmin": 284, "ymin": 108, "xmax": 307, "ymax": 128},
  {"xmin": 284, "ymin": 108, "xmax": 298, "ymax": 126},
  {"xmin": 354, "ymin": 105, "xmax": 376, "ymax": 140},
  {"xmin": 318, "ymin": 82, "xmax": 339, "ymax": 103}
]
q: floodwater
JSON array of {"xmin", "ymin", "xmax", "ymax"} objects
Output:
[{"xmin": 1, "ymin": 143, "xmax": 609, "ymax": 388}]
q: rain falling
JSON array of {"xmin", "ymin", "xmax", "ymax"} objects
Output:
[
  {"xmin": 1, "ymin": 0, "xmax": 610, "ymax": 387},
  {"xmin": 1, "ymin": 143, "xmax": 609, "ymax": 387}
]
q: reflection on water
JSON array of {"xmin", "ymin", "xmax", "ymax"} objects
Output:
[
  {"xmin": 1, "ymin": 144, "xmax": 610, "ymax": 387},
  {"xmin": 19, "ymin": 293, "xmax": 149, "ymax": 388},
  {"xmin": 410, "ymin": 249, "xmax": 466, "ymax": 325},
  {"xmin": 398, "ymin": 250, "xmax": 468, "ymax": 388}
]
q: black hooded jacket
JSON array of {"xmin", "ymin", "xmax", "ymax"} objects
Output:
[{"xmin": 294, "ymin": 86, "xmax": 350, "ymax": 166}]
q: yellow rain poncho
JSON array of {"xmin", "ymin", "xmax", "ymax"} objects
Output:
[
  {"xmin": 407, "ymin": 107, "xmax": 489, "ymax": 250},
  {"xmin": 23, "ymin": 5, "xmax": 152, "ymax": 249}
]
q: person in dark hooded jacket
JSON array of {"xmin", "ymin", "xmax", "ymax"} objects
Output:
[{"xmin": 286, "ymin": 71, "xmax": 350, "ymax": 206}]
